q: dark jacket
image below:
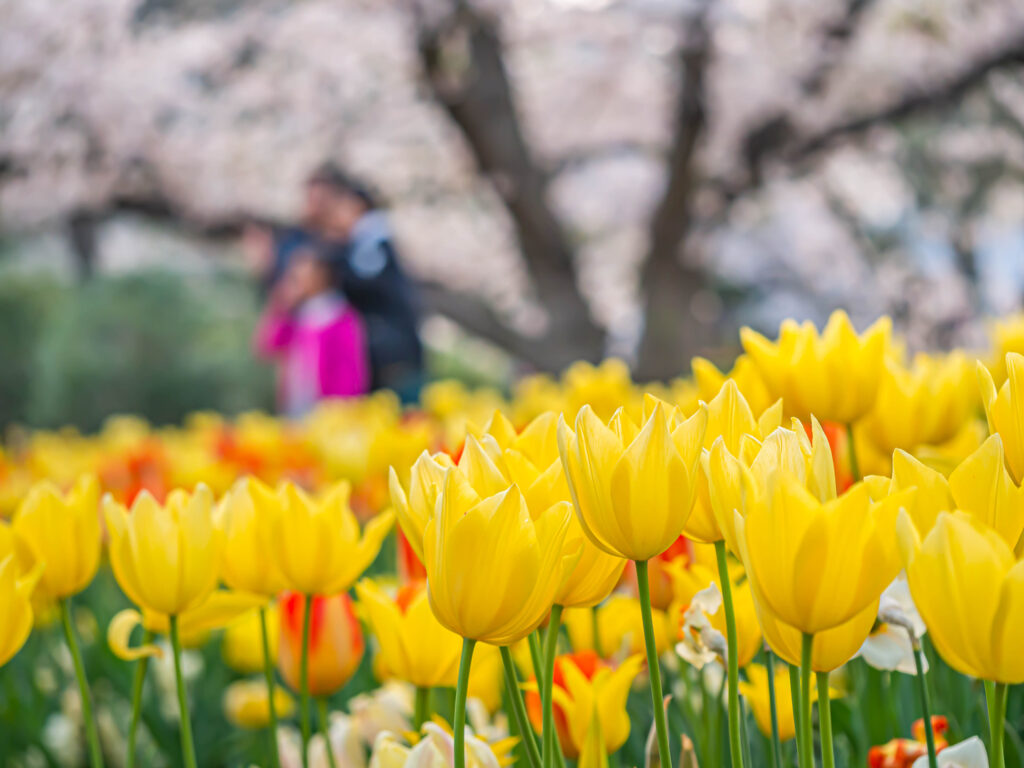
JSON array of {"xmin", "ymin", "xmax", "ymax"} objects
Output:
[{"xmin": 330, "ymin": 211, "xmax": 423, "ymax": 396}]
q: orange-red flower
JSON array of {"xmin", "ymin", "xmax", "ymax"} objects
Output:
[
  {"xmin": 868, "ymin": 717, "xmax": 949, "ymax": 768},
  {"xmin": 277, "ymin": 592, "xmax": 364, "ymax": 697}
]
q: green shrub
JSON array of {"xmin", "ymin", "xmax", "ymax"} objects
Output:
[{"xmin": 0, "ymin": 268, "xmax": 274, "ymax": 432}]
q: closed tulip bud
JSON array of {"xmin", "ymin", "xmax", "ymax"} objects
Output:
[
  {"xmin": 735, "ymin": 475, "xmax": 905, "ymax": 635},
  {"xmin": 216, "ymin": 477, "xmax": 288, "ymax": 597},
  {"xmin": 389, "ymin": 451, "xmax": 453, "ymax": 562},
  {"xmin": 979, "ymin": 352, "xmax": 1024, "ymax": 484},
  {"xmin": 424, "ymin": 470, "xmax": 573, "ymax": 645},
  {"xmin": 223, "ymin": 605, "xmax": 278, "ymax": 675},
  {"xmin": 270, "ymin": 481, "xmax": 393, "ymax": 596},
  {"xmin": 105, "ymin": 486, "xmax": 221, "ymax": 616},
  {"xmin": 525, "ymin": 651, "xmax": 644, "ymax": 759},
  {"xmin": 278, "ymin": 591, "xmax": 364, "ymax": 697},
  {"xmin": 899, "ymin": 510, "xmax": 1024, "ymax": 684},
  {"xmin": 558, "ymin": 399, "xmax": 707, "ymax": 562},
  {"xmin": 741, "ymin": 310, "xmax": 891, "ymax": 424},
  {"xmin": 685, "ymin": 380, "xmax": 782, "ymax": 544},
  {"xmin": 224, "ymin": 678, "xmax": 295, "ymax": 729},
  {"xmin": 0, "ymin": 555, "xmax": 42, "ymax": 667},
  {"xmin": 13, "ymin": 476, "xmax": 100, "ymax": 600}
]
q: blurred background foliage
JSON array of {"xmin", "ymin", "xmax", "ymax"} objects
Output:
[{"xmin": 0, "ymin": 263, "xmax": 275, "ymax": 432}]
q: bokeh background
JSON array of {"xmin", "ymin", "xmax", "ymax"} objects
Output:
[{"xmin": 3, "ymin": 0, "xmax": 1024, "ymax": 431}]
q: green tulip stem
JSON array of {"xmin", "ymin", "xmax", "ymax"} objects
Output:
[
  {"xmin": 454, "ymin": 637, "xmax": 477, "ymax": 768},
  {"xmin": 715, "ymin": 541, "xmax": 745, "ymax": 768},
  {"xmin": 636, "ymin": 560, "xmax": 673, "ymax": 768},
  {"xmin": 846, "ymin": 423, "xmax": 861, "ymax": 482},
  {"xmin": 529, "ymin": 632, "xmax": 545, "ymax": 687},
  {"xmin": 909, "ymin": 635, "xmax": 938, "ymax": 768},
  {"xmin": 60, "ymin": 597, "xmax": 105, "ymax": 768},
  {"xmin": 259, "ymin": 606, "xmax": 282, "ymax": 768},
  {"xmin": 789, "ymin": 664, "xmax": 805, "ymax": 767},
  {"xmin": 414, "ymin": 685, "xmax": 431, "ymax": 731},
  {"xmin": 500, "ymin": 646, "xmax": 542, "ymax": 768},
  {"xmin": 987, "ymin": 681, "xmax": 1009, "ymax": 768},
  {"xmin": 299, "ymin": 593, "xmax": 314, "ymax": 768},
  {"xmin": 816, "ymin": 672, "xmax": 834, "ymax": 768},
  {"xmin": 168, "ymin": 615, "xmax": 198, "ymax": 768},
  {"xmin": 126, "ymin": 628, "xmax": 153, "ymax": 768},
  {"xmin": 318, "ymin": 698, "xmax": 337, "ymax": 768},
  {"xmin": 765, "ymin": 649, "xmax": 783, "ymax": 768},
  {"xmin": 799, "ymin": 634, "xmax": 814, "ymax": 768},
  {"xmin": 542, "ymin": 605, "xmax": 565, "ymax": 768}
]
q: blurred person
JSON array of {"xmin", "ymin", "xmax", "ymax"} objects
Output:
[
  {"xmin": 254, "ymin": 245, "xmax": 370, "ymax": 416},
  {"xmin": 306, "ymin": 163, "xmax": 425, "ymax": 403},
  {"xmin": 241, "ymin": 217, "xmax": 316, "ymax": 295}
]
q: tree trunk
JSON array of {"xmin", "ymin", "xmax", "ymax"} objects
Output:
[
  {"xmin": 635, "ymin": 3, "xmax": 714, "ymax": 381},
  {"xmin": 412, "ymin": 1, "xmax": 605, "ymax": 371}
]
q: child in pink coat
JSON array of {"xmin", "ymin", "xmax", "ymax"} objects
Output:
[{"xmin": 254, "ymin": 247, "xmax": 370, "ymax": 416}]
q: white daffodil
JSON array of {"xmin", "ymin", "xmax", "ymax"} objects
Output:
[
  {"xmin": 674, "ymin": 584, "xmax": 728, "ymax": 670},
  {"xmin": 912, "ymin": 737, "xmax": 988, "ymax": 768},
  {"xmin": 859, "ymin": 577, "xmax": 927, "ymax": 676}
]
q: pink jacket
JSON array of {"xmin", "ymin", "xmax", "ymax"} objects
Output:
[{"xmin": 255, "ymin": 292, "xmax": 370, "ymax": 415}]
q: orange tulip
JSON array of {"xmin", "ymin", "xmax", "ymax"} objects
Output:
[{"xmin": 277, "ymin": 591, "xmax": 364, "ymax": 698}]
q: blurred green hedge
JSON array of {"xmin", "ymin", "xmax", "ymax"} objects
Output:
[{"xmin": 0, "ymin": 268, "xmax": 274, "ymax": 432}]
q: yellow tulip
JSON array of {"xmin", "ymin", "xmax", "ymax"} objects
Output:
[
  {"xmin": 887, "ymin": 435, "xmax": 1024, "ymax": 551},
  {"xmin": 424, "ymin": 471, "xmax": 572, "ymax": 645},
  {"xmin": 389, "ymin": 450, "xmax": 454, "ymax": 562},
  {"xmin": 858, "ymin": 352, "xmax": 976, "ymax": 460},
  {"xmin": 739, "ymin": 663, "xmax": 840, "ymax": 742},
  {"xmin": 108, "ymin": 590, "xmax": 268, "ymax": 661},
  {"xmin": 0, "ymin": 555, "xmax": 42, "ymax": 667},
  {"xmin": 987, "ymin": 314, "xmax": 1024, "ymax": 386},
  {"xmin": 754, "ymin": 589, "xmax": 877, "ymax": 672},
  {"xmin": 105, "ymin": 487, "xmax": 221, "ymax": 616},
  {"xmin": 480, "ymin": 412, "xmax": 627, "ymax": 608},
  {"xmin": 705, "ymin": 417, "xmax": 837, "ymax": 557},
  {"xmin": 356, "ymin": 578, "xmax": 463, "ymax": 689},
  {"xmin": 269, "ymin": 481, "xmax": 393, "ymax": 596},
  {"xmin": 741, "ymin": 310, "xmax": 891, "ymax": 423},
  {"xmin": 979, "ymin": 352, "xmax": 1024, "ymax": 484},
  {"xmin": 12, "ymin": 476, "xmax": 101, "ymax": 600},
  {"xmin": 735, "ymin": 475, "xmax": 904, "ymax": 635},
  {"xmin": 558, "ymin": 399, "xmax": 707, "ymax": 562},
  {"xmin": 216, "ymin": 477, "xmax": 288, "ymax": 597},
  {"xmin": 899, "ymin": 510, "xmax": 1024, "ymax": 684},
  {"xmin": 223, "ymin": 605, "xmax": 279, "ymax": 675},
  {"xmin": 563, "ymin": 596, "xmax": 674, "ymax": 659},
  {"xmin": 524, "ymin": 652, "xmax": 644, "ymax": 759},
  {"xmin": 685, "ymin": 380, "xmax": 782, "ymax": 543},
  {"xmin": 691, "ymin": 355, "xmax": 775, "ymax": 418},
  {"xmin": 224, "ymin": 678, "xmax": 295, "ymax": 729}
]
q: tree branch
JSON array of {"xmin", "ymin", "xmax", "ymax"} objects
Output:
[
  {"xmin": 717, "ymin": 29, "xmax": 1024, "ymax": 205},
  {"xmin": 409, "ymin": 0, "xmax": 605, "ymax": 368}
]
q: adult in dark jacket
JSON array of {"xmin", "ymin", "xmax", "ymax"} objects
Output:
[{"xmin": 307, "ymin": 164, "xmax": 424, "ymax": 402}]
